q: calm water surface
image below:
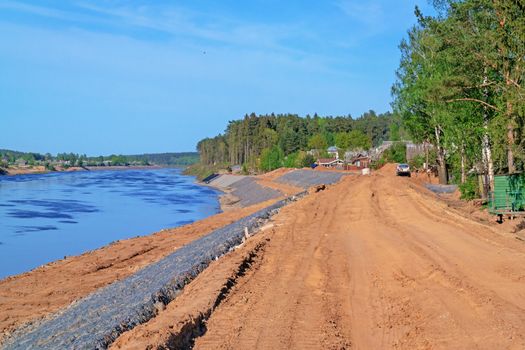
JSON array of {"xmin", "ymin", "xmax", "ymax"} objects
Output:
[{"xmin": 0, "ymin": 168, "xmax": 221, "ymax": 279}]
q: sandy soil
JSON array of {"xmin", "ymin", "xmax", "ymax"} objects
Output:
[
  {"xmin": 113, "ymin": 164, "xmax": 525, "ymax": 349},
  {"xmin": 256, "ymin": 168, "xmax": 294, "ymax": 181},
  {"xmin": 0, "ymin": 199, "xmax": 278, "ymax": 340},
  {"xmin": 5, "ymin": 165, "xmax": 90, "ymax": 175},
  {"xmin": 2, "ymin": 165, "xmax": 161, "ymax": 176},
  {"xmin": 4, "ymin": 164, "xmax": 525, "ymax": 349},
  {"xmin": 4, "ymin": 166, "xmax": 49, "ymax": 175}
]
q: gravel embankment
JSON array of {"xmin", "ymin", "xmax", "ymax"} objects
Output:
[
  {"xmin": 275, "ymin": 169, "xmax": 348, "ymax": 188},
  {"xmin": 1, "ymin": 194, "xmax": 305, "ymax": 350},
  {"xmin": 230, "ymin": 178, "xmax": 282, "ymax": 207},
  {"xmin": 425, "ymin": 184, "xmax": 458, "ymax": 194},
  {"xmin": 207, "ymin": 175, "xmax": 244, "ymax": 188},
  {"xmin": 207, "ymin": 175, "xmax": 282, "ymax": 207}
]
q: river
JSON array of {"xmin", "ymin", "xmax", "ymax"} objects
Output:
[{"xmin": 0, "ymin": 168, "xmax": 221, "ymax": 279}]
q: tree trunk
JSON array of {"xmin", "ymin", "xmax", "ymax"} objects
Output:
[
  {"xmin": 481, "ymin": 72, "xmax": 494, "ymax": 194},
  {"xmin": 460, "ymin": 143, "xmax": 466, "ymax": 184},
  {"xmin": 482, "ymin": 133, "xmax": 494, "ymax": 194},
  {"xmin": 507, "ymin": 102, "xmax": 515, "ymax": 174},
  {"xmin": 435, "ymin": 126, "xmax": 448, "ymax": 185},
  {"xmin": 425, "ymin": 140, "xmax": 429, "ymax": 170}
]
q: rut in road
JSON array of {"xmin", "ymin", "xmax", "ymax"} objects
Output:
[{"xmin": 193, "ymin": 170, "xmax": 525, "ymax": 349}]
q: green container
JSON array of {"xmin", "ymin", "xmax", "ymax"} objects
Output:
[{"xmin": 489, "ymin": 174, "xmax": 525, "ymax": 214}]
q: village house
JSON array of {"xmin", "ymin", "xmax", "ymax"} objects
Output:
[
  {"xmin": 327, "ymin": 146, "xmax": 339, "ymax": 159},
  {"xmin": 314, "ymin": 146, "xmax": 372, "ymax": 170},
  {"xmin": 15, "ymin": 158, "xmax": 28, "ymax": 167},
  {"xmin": 349, "ymin": 155, "xmax": 371, "ymax": 169},
  {"xmin": 316, "ymin": 158, "xmax": 344, "ymax": 168}
]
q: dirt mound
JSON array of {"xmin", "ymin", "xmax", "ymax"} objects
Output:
[
  {"xmin": 375, "ymin": 162, "xmax": 398, "ymax": 175},
  {"xmin": 256, "ymin": 168, "xmax": 293, "ymax": 181}
]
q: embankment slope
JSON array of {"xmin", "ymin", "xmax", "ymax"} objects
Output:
[
  {"xmin": 5, "ymin": 166, "xmax": 525, "ymax": 349},
  {"xmin": 0, "ymin": 199, "xmax": 277, "ymax": 340}
]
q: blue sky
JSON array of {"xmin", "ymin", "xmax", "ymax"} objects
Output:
[{"xmin": 0, "ymin": 0, "xmax": 433, "ymax": 155}]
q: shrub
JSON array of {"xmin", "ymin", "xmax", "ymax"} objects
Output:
[
  {"xmin": 284, "ymin": 152, "xmax": 299, "ymax": 168},
  {"xmin": 371, "ymin": 158, "xmax": 387, "ymax": 170},
  {"xmin": 383, "ymin": 142, "xmax": 407, "ymax": 163},
  {"xmin": 300, "ymin": 154, "xmax": 316, "ymax": 168},
  {"xmin": 241, "ymin": 163, "xmax": 249, "ymax": 175},
  {"xmin": 259, "ymin": 145, "xmax": 284, "ymax": 171},
  {"xmin": 409, "ymin": 154, "xmax": 425, "ymax": 169},
  {"xmin": 459, "ymin": 176, "xmax": 478, "ymax": 200}
]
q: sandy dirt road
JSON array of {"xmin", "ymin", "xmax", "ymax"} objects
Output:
[
  {"xmin": 4, "ymin": 165, "xmax": 525, "ymax": 349},
  {"xmin": 190, "ymin": 166, "xmax": 525, "ymax": 349}
]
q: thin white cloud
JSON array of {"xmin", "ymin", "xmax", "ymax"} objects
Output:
[
  {"xmin": 3, "ymin": 1, "xmax": 330, "ymax": 64},
  {"xmin": 0, "ymin": 0, "xmax": 105, "ymax": 24},
  {"xmin": 74, "ymin": 2, "xmax": 318, "ymax": 58},
  {"xmin": 336, "ymin": 0, "xmax": 385, "ymax": 34},
  {"xmin": 1, "ymin": 0, "xmax": 357, "ymax": 78},
  {"xmin": 0, "ymin": 0, "xmax": 64, "ymax": 18}
]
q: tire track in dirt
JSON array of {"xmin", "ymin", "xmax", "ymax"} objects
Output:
[
  {"xmin": 362, "ymin": 171, "xmax": 525, "ymax": 348},
  {"xmin": 193, "ymin": 180, "xmax": 355, "ymax": 349},
  {"xmin": 188, "ymin": 167, "xmax": 525, "ymax": 349}
]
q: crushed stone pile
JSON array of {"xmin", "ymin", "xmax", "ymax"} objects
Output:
[
  {"xmin": 275, "ymin": 169, "xmax": 348, "ymax": 189},
  {"xmin": 230, "ymin": 178, "xmax": 282, "ymax": 207}
]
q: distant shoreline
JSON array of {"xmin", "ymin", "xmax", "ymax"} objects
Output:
[{"xmin": 1, "ymin": 165, "xmax": 170, "ymax": 177}]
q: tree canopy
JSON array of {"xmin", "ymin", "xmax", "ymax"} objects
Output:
[
  {"xmin": 392, "ymin": 0, "xmax": 525, "ymax": 187},
  {"xmin": 197, "ymin": 112, "xmax": 393, "ymax": 169}
]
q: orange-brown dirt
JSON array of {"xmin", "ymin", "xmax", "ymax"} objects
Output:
[
  {"xmin": 4, "ymin": 166, "xmax": 49, "ymax": 175},
  {"xmin": 112, "ymin": 164, "xmax": 525, "ymax": 349},
  {"xmin": 0, "ymin": 199, "xmax": 278, "ymax": 340},
  {"xmin": 3, "ymin": 165, "xmax": 525, "ymax": 349},
  {"xmin": 255, "ymin": 167, "xmax": 293, "ymax": 181},
  {"xmin": 3, "ymin": 165, "xmax": 160, "ymax": 176}
]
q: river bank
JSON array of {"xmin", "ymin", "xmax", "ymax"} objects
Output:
[
  {"xmin": 1, "ymin": 165, "xmax": 163, "ymax": 176},
  {"xmin": 4, "ymin": 165, "xmax": 525, "ymax": 349},
  {"xmin": 4, "ymin": 166, "xmax": 525, "ymax": 348},
  {"xmin": 0, "ymin": 168, "xmax": 344, "ymax": 344}
]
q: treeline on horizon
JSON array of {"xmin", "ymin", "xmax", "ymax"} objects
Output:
[
  {"xmin": 392, "ymin": 0, "xmax": 524, "ymax": 197},
  {"xmin": 0, "ymin": 149, "xmax": 199, "ymax": 168},
  {"xmin": 196, "ymin": 111, "xmax": 397, "ymax": 171}
]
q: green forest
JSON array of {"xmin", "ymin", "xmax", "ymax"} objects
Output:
[
  {"xmin": 392, "ymin": 0, "xmax": 524, "ymax": 192},
  {"xmin": 0, "ymin": 149, "xmax": 199, "ymax": 169},
  {"xmin": 196, "ymin": 111, "xmax": 395, "ymax": 172}
]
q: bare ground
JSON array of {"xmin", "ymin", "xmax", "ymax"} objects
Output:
[
  {"xmin": 114, "ymin": 164, "xmax": 525, "ymax": 349},
  {"xmin": 4, "ymin": 164, "xmax": 525, "ymax": 349}
]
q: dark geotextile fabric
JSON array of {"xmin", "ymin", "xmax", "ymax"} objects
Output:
[{"xmin": 276, "ymin": 169, "xmax": 348, "ymax": 189}]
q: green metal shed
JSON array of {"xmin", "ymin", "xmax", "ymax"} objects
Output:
[{"xmin": 489, "ymin": 174, "xmax": 525, "ymax": 214}]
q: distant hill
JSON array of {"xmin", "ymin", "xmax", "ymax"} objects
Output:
[
  {"xmin": 125, "ymin": 153, "xmax": 199, "ymax": 166},
  {"xmin": 0, "ymin": 149, "xmax": 199, "ymax": 167}
]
